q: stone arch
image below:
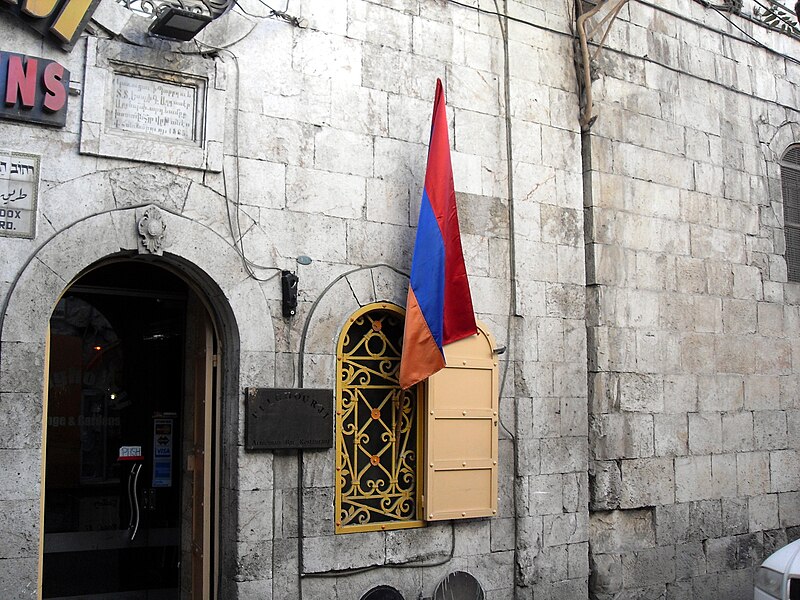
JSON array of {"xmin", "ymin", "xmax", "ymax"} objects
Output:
[{"xmin": 0, "ymin": 204, "xmax": 275, "ymax": 590}]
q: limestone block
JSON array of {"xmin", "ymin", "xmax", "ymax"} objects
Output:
[
  {"xmin": 675, "ymin": 257, "xmax": 707, "ymax": 294},
  {"xmin": 1, "ymin": 258, "xmax": 65, "ymax": 345},
  {"xmin": 732, "ymin": 264, "xmax": 763, "ymax": 300},
  {"xmin": 361, "ymin": 43, "xmax": 440, "ymax": 100},
  {"xmin": 349, "ymin": 1, "xmax": 413, "ymax": 52},
  {"xmin": 720, "ymin": 497, "xmax": 748, "ymax": 537},
  {"xmin": 0, "ymin": 450, "xmax": 39, "ymax": 501},
  {"xmin": 589, "ymin": 508, "xmax": 655, "ymax": 554},
  {"xmin": 675, "ymin": 542, "xmax": 707, "ymax": 581},
  {"xmin": 236, "ymin": 489, "xmax": 274, "ymax": 542},
  {"xmin": 330, "ymin": 83, "xmax": 389, "ymax": 137},
  {"xmin": 453, "ymin": 108, "xmax": 505, "ymax": 160},
  {"xmin": 450, "ymin": 152, "xmax": 482, "ymax": 196},
  {"xmin": 453, "ymin": 520, "xmax": 491, "ymax": 557},
  {"xmin": 232, "ymin": 540, "xmax": 273, "ymax": 582},
  {"xmin": 234, "ymin": 450, "xmax": 273, "ymax": 493},
  {"xmin": 622, "ymin": 545, "xmax": 676, "ymax": 588},
  {"xmin": 690, "ymin": 225, "xmax": 746, "ymax": 263},
  {"xmin": 302, "ymin": 532, "xmax": 384, "ymax": 573},
  {"xmin": 0, "ymin": 500, "xmax": 38, "ymax": 559},
  {"xmin": 675, "ymin": 455, "xmax": 712, "ymax": 502},
  {"xmin": 0, "ymin": 557, "xmax": 38, "ymax": 600},
  {"xmin": 540, "ymin": 436, "xmax": 587, "ymax": 475},
  {"xmin": 293, "ymin": 29, "xmax": 361, "ymax": 86},
  {"xmin": 285, "ymin": 166, "xmax": 366, "ymax": 219},
  {"xmin": 745, "ymin": 375, "xmax": 781, "ymax": 410},
  {"xmin": 590, "ymin": 461, "xmax": 621, "ymax": 511},
  {"xmin": 660, "ymin": 294, "xmax": 695, "ymax": 331},
  {"xmin": 532, "ymin": 543, "xmax": 568, "ymax": 584},
  {"xmin": 656, "ymin": 503, "xmax": 690, "ymax": 545},
  {"xmin": 528, "ymin": 473, "xmax": 564, "ymax": 516},
  {"xmin": 749, "ymin": 493, "xmax": 780, "ymax": 531},
  {"xmin": 541, "ymin": 127, "xmax": 581, "ymax": 174},
  {"xmin": 618, "ymin": 373, "xmax": 663, "ymax": 413},
  {"xmin": 231, "ymin": 579, "xmax": 272, "ymax": 600},
  {"xmin": 721, "ymin": 412, "xmax": 754, "ymax": 453},
  {"xmin": 236, "ymin": 159, "xmax": 286, "ymax": 211},
  {"xmin": 300, "ymin": 487, "xmax": 333, "ymax": 538},
  {"xmin": 706, "ymin": 260, "xmax": 734, "ymax": 297},
  {"xmin": 636, "ymin": 330, "xmax": 681, "ymax": 373},
  {"xmin": 770, "ymin": 449, "xmax": 800, "ymax": 492},
  {"xmin": 686, "ymin": 499, "xmax": 723, "ymax": 542},
  {"xmin": 516, "ymin": 433, "xmax": 540, "ymax": 476},
  {"xmin": 737, "ymin": 451, "xmax": 770, "ymax": 497},
  {"xmin": 0, "ymin": 393, "xmax": 42, "ymax": 450},
  {"xmin": 688, "ymin": 412, "xmax": 722, "ymax": 454},
  {"xmin": 553, "ymin": 362, "xmax": 587, "ymax": 399},
  {"xmin": 0, "ymin": 342, "xmax": 45, "ymax": 395},
  {"xmin": 663, "ymin": 375, "xmax": 699, "ymax": 414},
  {"xmin": 620, "ymin": 457, "xmax": 675, "ymax": 508},
  {"xmin": 238, "ymin": 112, "xmax": 314, "ymax": 166},
  {"xmin": 561, "ymin": 397, "xmax": 588, "ymax": 438},
  {"xmin": 590, "ymin": 412, "xmax": 654, "ymax": 460},
  {"xmin": 754, "ymin": 410, "xmax": 788, "ymax": 451},
  {"xmin": 542, "ymin": 512, "xmax": 588, "ymax": 551},
  {"xmin": 706, "ymin": 533, "xmax": 763, "ymax": 573},
  {"xmin": 711, "ymin": 454, "xmax": 737, "ymax": 498},
  {"xmin": 779, "ymin": 491, "xmax": 800, "ymax": 528},
  {"xmin": 654, "ymin": 414, "xmax": 689, "ymax": 456},
  {"xmin": 714, "ymin": 336, "xmax": 757, "ymax": 375},
  {"xmin": 557, "ymin": 244, "xmax": 587, "ymax": 285}
]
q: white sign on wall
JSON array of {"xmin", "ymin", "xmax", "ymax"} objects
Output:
[{"xmin": 0, "ymin": 151, "xmax": 39, "ymax": 239}]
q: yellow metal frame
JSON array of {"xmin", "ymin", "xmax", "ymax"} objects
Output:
[{"xmin": 335, "ymin": 303, "xmax": 424, "ymax": 534}]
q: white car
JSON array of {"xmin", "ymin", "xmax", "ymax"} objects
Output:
[{"xmin": 755, "ymin": 538, "xmax": 800, "ymax": 599}]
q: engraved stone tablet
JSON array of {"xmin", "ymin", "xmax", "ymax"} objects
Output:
[
  {"xmin": 245, "ymin": 388, "xmax": 333, "ymax": 451},
  {"xmin": 0, "ymin": 151, "xmax": 39, "ymax": 239},
  {"xmin": 112, "ymin": 74, "xmax": 198, "ymax": 142}
]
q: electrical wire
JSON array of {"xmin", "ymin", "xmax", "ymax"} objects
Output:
[
  {"xmin": 192, "ymin": 40, "xmax": 284, "ymax": 281},
  {"xmin": 445, "ymin": 0, "xmax": 572, "ymax": 39}
]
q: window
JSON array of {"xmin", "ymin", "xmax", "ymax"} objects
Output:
[
  {"xmin": 335, "ymin": 304, "xmax": 423, "ymax": 533},
  {"xmin": 781, "ymin": 145, "xmax": 800, "ymax": 281},
  {"xmin": 335, "ymin": 303, "xmax": 499, "ymax": 534}
]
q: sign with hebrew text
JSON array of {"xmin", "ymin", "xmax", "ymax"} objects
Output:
[{"xmin": 0, "ymin": 151, "xmax": 39, "ymax": 239}]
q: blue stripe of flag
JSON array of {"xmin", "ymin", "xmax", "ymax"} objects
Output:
[{"xmin": 409, "ymin": 188, "xmax": 445, "ymax": 350}]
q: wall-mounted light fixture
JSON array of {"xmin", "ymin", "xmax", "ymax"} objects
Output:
[{"xmin": 148, "ymin": 6, "xmax": 212, "ymax": 41}]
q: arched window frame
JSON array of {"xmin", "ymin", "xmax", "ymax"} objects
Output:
[
  {"xmin": 335, "ymin": 303, "xmax": 424, "ymax": 534},
  {"xmin": 781, "ymin": 145, "xmax": 800, "ymax": 282}
]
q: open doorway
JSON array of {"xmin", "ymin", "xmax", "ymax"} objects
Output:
[{"xmin": 42, "ymin": 260, "xmax": 219, "ymax": 600}]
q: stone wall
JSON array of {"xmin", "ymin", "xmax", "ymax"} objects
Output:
[
  {"xmin": 0, "ymin": 1, "xmax": 589, "ymax": 599},
  {"xmin": 585, "ymin": 1, "xmax": 800, "ymax": 598}
]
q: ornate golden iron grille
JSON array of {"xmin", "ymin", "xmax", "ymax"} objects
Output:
[{"xmin": 335, "ymin": 304, "xmax": 423, "ymax": 533}]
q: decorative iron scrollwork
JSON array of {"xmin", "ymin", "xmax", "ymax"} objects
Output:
[{"xmin": 335, "ymin": 304, "xmax": 422, "ymax": 533}]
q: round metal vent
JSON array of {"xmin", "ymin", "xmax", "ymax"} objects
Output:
[
  {"xmin": 359, "ymin": 585, "xmax": 404, "ymax": 600},
  {"xmin": 432, "ymin": 571, "xmax": 485, "ymax": 600}
]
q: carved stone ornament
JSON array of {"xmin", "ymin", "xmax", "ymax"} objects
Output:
[{"xmin": 137, "ymin": 206, "xmax": 168, "ymax": 255}]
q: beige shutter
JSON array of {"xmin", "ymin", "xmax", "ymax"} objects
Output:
[{"xmin": 424, "ymin": 324, "xmax": 498, "ymax": 521}]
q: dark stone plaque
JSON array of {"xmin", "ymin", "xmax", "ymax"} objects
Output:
[{"xmin": 245, "ymin": 388, "xmax": 333, "ymax": 451}]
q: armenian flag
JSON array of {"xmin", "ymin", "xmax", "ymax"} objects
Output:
[{"xmin": 399, "ymin": 78, "xmax": 477, "ymax": 390}]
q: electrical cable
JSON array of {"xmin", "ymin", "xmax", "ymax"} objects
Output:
[
  {"xmin": 445, "ymin": 0, "xmax": 572, "ymax": 39},
  {"xmin": 192, "ymin": 40, "xmax": 284, "ymax": 281}
]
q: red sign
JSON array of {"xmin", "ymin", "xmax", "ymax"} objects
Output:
[{"xmin": 0, "ymin": 52, "xmax": 69, "ymax": 127}]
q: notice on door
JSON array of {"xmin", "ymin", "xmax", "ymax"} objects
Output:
[{"xmin": 152, "ymin": 418, "xmax": 173, "ymax": 488}]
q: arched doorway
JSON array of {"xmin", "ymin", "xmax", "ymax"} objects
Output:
[{"xmin": 41, "ymin": 260, "xmax": 219, "ymax": 599}]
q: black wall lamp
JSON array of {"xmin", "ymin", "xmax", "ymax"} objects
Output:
[{"xmin": 148, "ymin": 6, "xmax": 212, "ymax": 41}]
